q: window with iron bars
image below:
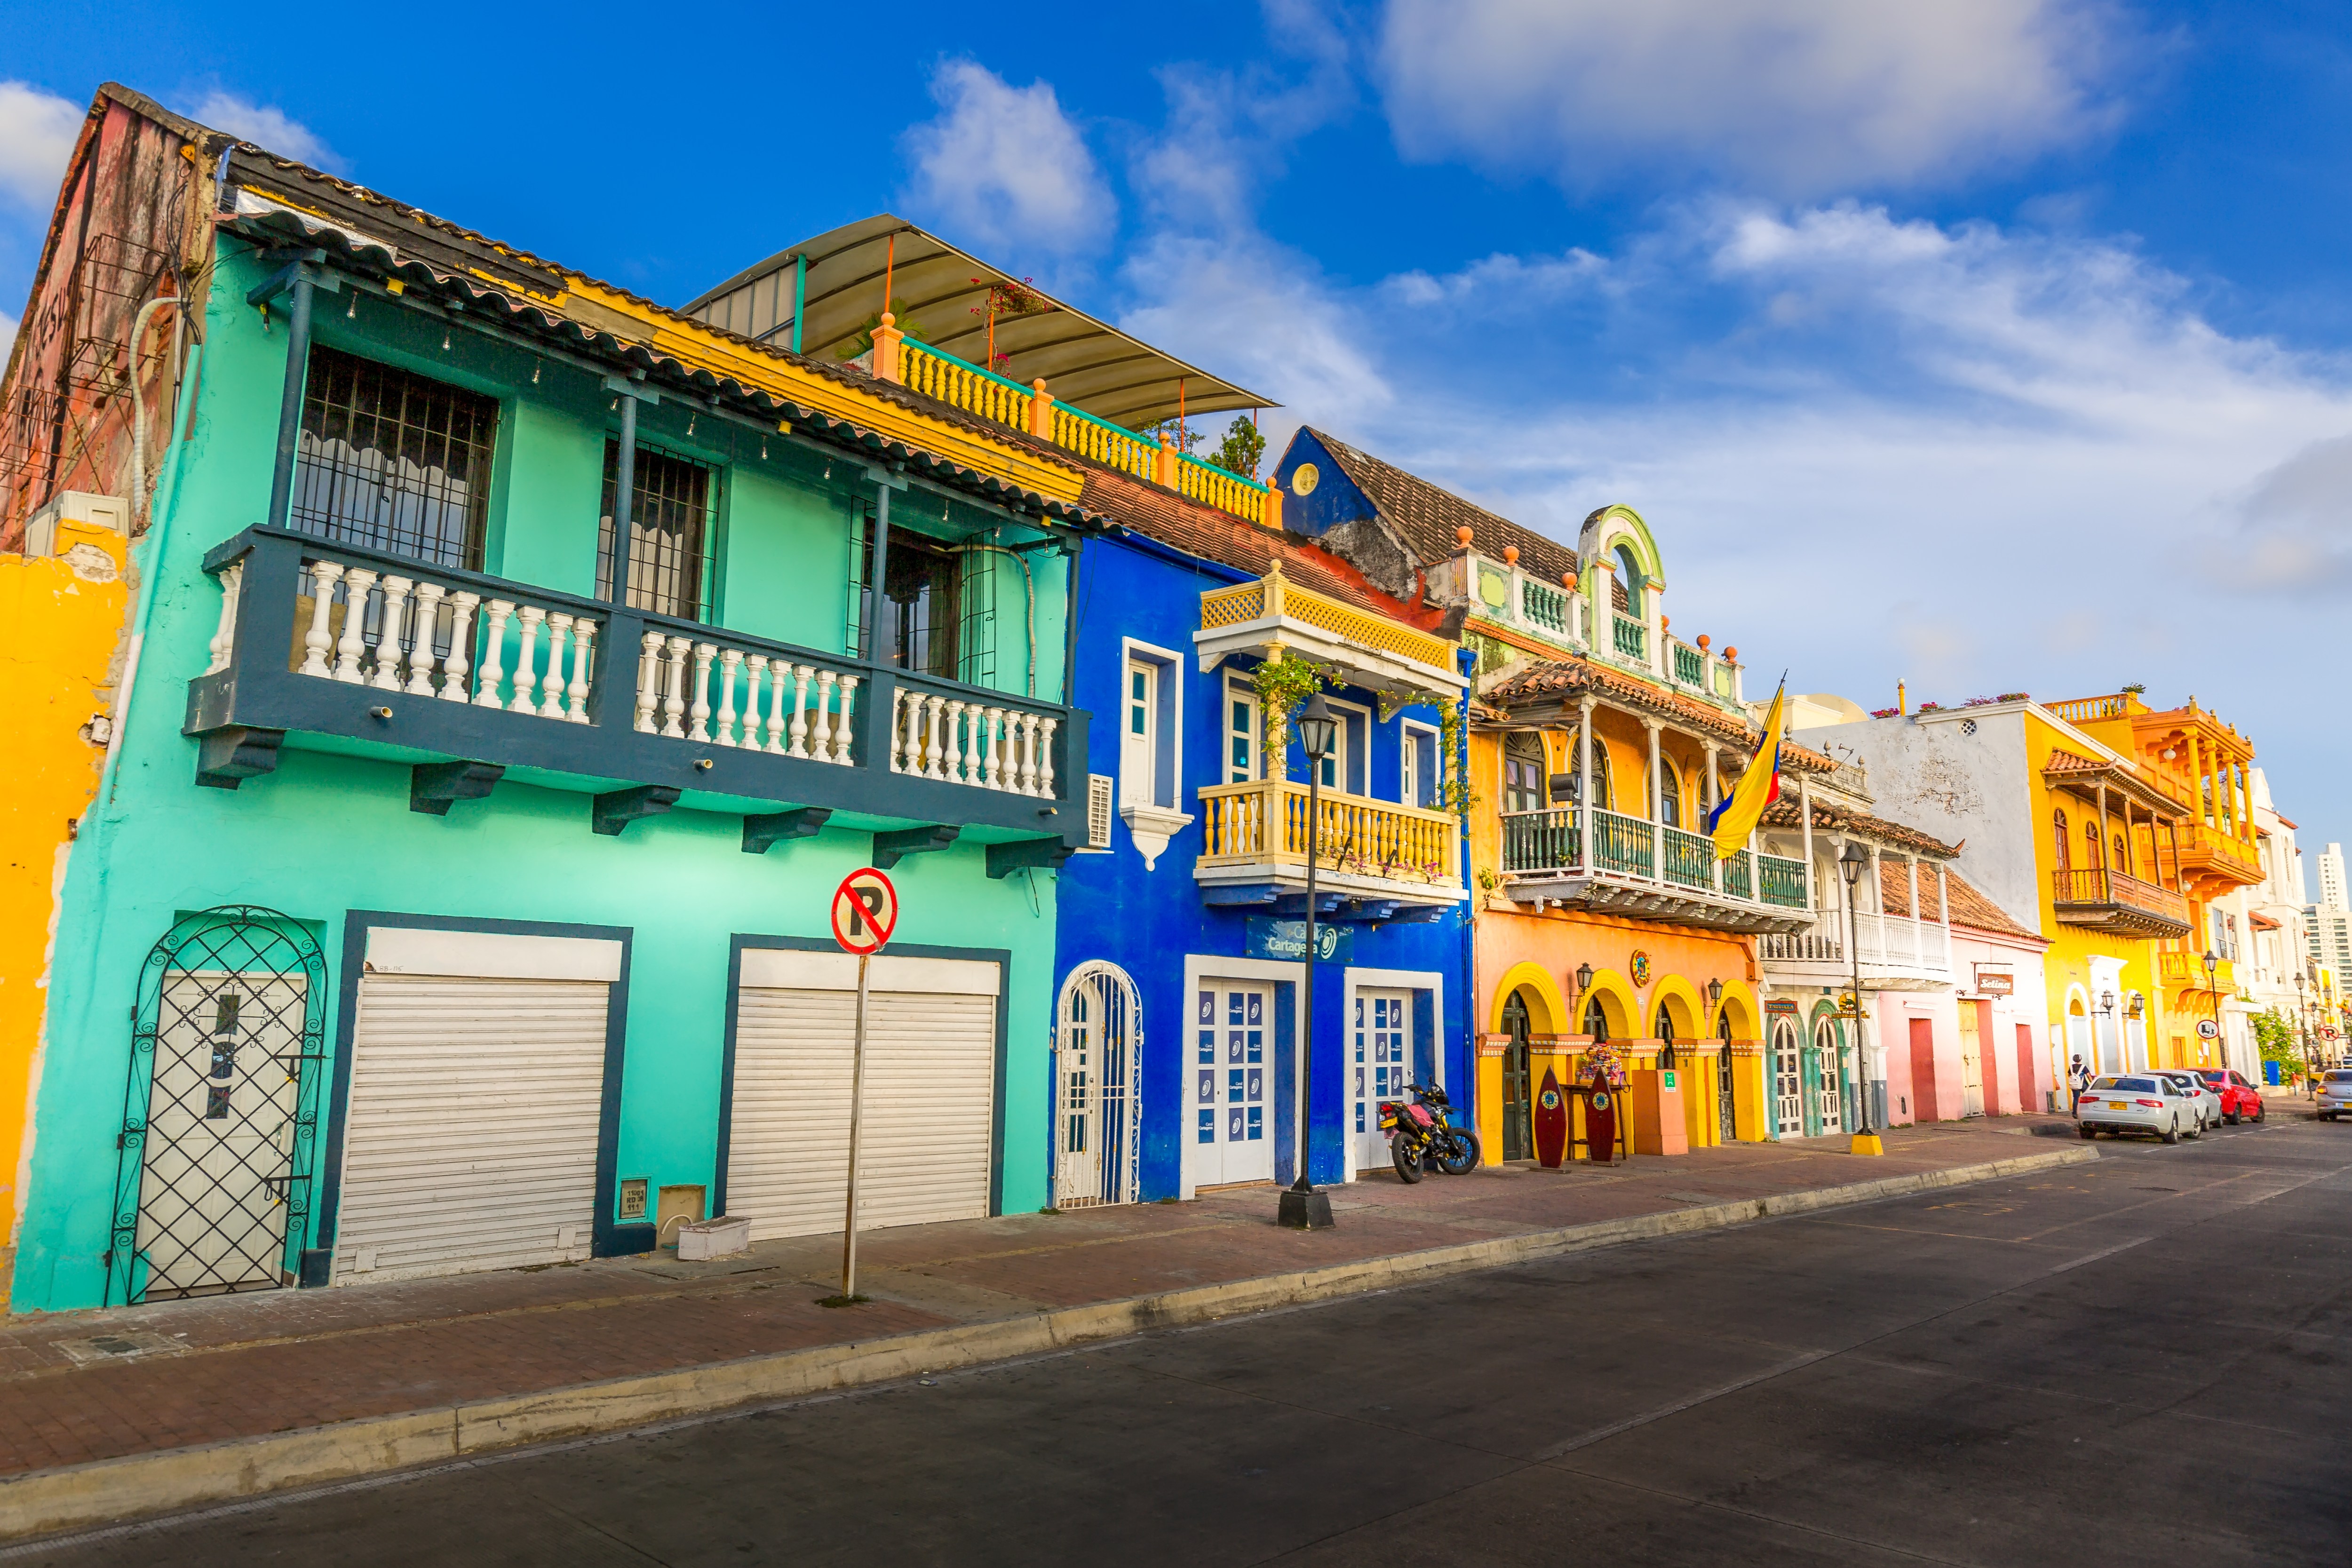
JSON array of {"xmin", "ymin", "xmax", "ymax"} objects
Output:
[
  {"xmin": 292, "ymin": 346, "xmax": 498, "ymax": 570},
  {"xmin": 598, "ymin": 440, "xmax": 717, "ymax": 621},
  {"xmin": 847, "ymin": 510, "xmax": 995, "ymax": 686}
]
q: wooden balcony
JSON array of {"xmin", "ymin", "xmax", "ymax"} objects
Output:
[
  {"xmin": 1497, "ymin": 806, "xmax": 1811, "ymax": 934},
  {"xmin": 2175, "ymin": 819, "xmax": 2262, "ymax": 889},
  {"xmin": 1194, "ymin": 567, "xmax": 1464, "ymax": 700},
  {"xmin": 1195, "ymin": 778, "xmax": 1464, "ymax": 915},
  {"xmin": 1759, "ymin": 911, "xmax": 1955, "ymax": 992},
  {"xmin": 182, "ymin": 527, "xmax": 1087, "ymax": 864},
  {"xmin": 2050, "ymin": 868, "xmax": 2191, "ymax": 939},
  {"xmin": 2158, "ymin": 950, "xmax": 2236, "ymax": 992}
]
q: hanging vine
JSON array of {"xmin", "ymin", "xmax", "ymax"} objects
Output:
[
  {"xmin": 1437, "ymin": 704, "xmax": 1478, "ymax": 817},
  {"xmin": 1248, "ymin": 651, "xmax": 1334, "ymax": 736}
]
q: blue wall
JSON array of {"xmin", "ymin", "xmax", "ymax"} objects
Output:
[{"xmin": 1054, "ymin": 528, "xmax": 1468, "ymax": 1198}]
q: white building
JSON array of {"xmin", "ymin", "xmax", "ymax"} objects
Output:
[{"xmin": 2224, "ymin": 768, "xmax": 2305, "ymax": 1082}]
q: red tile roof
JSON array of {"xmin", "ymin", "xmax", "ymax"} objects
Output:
[
  {"xmin": 1875, "ymin": 861, "xmax": 2036, "ymax": 939},
  {"xmin": 1306, "ymin": 428, "xmax": 1581, "ymax": 584},
  {"xmin": 1484, "ymin": 656, "xmax": 1829, "ymax": 764},
  {"xmin": 1760, "ymin": 796, "xmax": 1958, "ymax": 859}
]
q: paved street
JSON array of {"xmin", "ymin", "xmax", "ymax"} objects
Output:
[{"xmin": 17, "ymin": 1114, "xmax": 2349, "ymax": 1567}]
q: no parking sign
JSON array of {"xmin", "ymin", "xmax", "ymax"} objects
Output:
[{"xmin": 831, "ymin": 868, "xmax": 898, "ymax": 955}]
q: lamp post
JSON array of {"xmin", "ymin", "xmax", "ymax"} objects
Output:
[
  {"xmin": 1279, "ymin": 691, "xmax": 1339, "ymax": 1230},
  {"xmin": 2296, "ymin": 970, "xmax": 2309, "ymax": 1090},
  {"xmin": 1837, "ymin": 840, "xmax": 1880, "ymax": 1153},
  {"xmin": 2201, "ymin": 949, "xmax": 2219, "ymax": 1070}
]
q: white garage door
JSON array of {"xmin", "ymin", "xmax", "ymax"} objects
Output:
[
  {"xmin": 728, "ymin": 949, "xmax": 1000, "ymax": 1242},
  {"xmin": 330, "ymin": 928, "xmax": 622, "ymax": 1285}
]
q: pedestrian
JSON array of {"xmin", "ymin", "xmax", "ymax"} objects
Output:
[{"xmin": 2068, "ymin": 1054, "xmax": 2091, "ymax": 1113}]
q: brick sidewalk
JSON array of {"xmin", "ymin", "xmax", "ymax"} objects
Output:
[{"xmin": 0, "ymin": 1117, "xmax": 2081, "ymax": 1481}]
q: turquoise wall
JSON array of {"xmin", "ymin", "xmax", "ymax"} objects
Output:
[{"xmin": 10, "ymin": 244, "xmax": 1063, "ymax": 1312}]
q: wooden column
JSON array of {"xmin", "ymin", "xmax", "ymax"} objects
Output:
[{"xmin": 1578, "ymin": 696, "xmax": 1596, "ymax": 872}]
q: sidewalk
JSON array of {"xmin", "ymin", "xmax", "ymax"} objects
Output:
[{"xmin": 0, "ymin": 1116, "xmax": 2090, "ymax": 1538}]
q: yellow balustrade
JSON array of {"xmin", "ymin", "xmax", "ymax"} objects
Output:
[
  {"xmin": 2159, "ymin": 950, "xmax": 2234, "ymax": 990},
  {"xmin": 1050, "ymin": 404, "xmax": 1156, "ymax": 482},
  {"xmin": 1176, "ymin": 456, "xmax": 1265, "ymax": 525},
  {"xmin": 900, "ymin": 341, "xmax": 1032, "ymax": 431},
  {"xmin": 1198, "ymin": 569, "xmax": 1455, "ymax": 674},
  {"xmin": 1197, "ymin": 778, "xmax": 1461, "ymax": 888},
  {"xmin": 2048, "ymin": 694, "xmax": 2137, "ymax": 723}
]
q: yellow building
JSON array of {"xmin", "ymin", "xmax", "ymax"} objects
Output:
[{"xmin": 2050, "ymin": 693, "xmax": 2265, "ymax": 1069}]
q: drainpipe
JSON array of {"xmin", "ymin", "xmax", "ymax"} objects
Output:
[{"xmin": 262, "ymin": 265, "xmax": 318, "ymax": 531}]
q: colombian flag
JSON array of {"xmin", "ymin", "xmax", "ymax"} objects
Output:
[{"xmin": 1707, "ymin": 677, "xmax": 1785, "ymax": 858}]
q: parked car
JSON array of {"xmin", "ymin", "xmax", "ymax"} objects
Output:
[
  {"xmin": 2196, "ymin": 1068, "xmax": 2265, "ymax": 1123},
  {"xmin": 2319, "ymin": 1069, "xmax": 2352, "ymax": 1122},
  {"xmin": 2157, "ymin": 1070, "xmax": 2222, "ymax": 1133},
  {"xmin": 2075, "ymin": 1074, "xmax": 2197, "ymax": 1144}
]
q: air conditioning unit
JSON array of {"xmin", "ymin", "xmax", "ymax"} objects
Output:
[{"xmin": 24, "ymin": 491, "xmax": 129, "ymax": 557}]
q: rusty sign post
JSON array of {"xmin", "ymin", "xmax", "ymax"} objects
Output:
[{"xmin": 827, "ymin": 867, "xmax": 897, "ymax": 1304}]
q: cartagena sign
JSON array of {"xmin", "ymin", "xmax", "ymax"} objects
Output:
[{"xmin": 1245, "ymin": 918, "xmax": 1353, "ymax": 963}]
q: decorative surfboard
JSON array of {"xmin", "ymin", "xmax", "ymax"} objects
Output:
[
  {"xmin": 1585, "ymin": 1073, "xmax": 1619, "ymax": 1164},
  {"xmin": 1534, "ymin": 1067, "xmax": 1568, "ymax": 1168}
]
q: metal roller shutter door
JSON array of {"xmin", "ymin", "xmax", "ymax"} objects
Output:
[
  {"xmin": 729, "ymin": 961, "xmax": 998, "ymax": 1242},
  {"xmin": 331, "ymin": 973, "xmax": 609, "ymax": 1284}
]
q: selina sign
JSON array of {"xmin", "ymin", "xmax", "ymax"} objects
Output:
[
  {"xmin": 1974, "ymin": 966, "xmax": 2015, "ymax": 996},
  {"xmin": 1245, "ymin": 918, "xmax": 1353, "ymax": 963}
]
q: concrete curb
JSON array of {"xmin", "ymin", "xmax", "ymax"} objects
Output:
[{"xmin": 0, "ymin": 1145, "xmax": 2096, "ymax": 1543}]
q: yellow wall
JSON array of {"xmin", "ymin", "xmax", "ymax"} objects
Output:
[{"xmin": 0, "ymin": 522, "xmax": 127, "ymax": 1262}]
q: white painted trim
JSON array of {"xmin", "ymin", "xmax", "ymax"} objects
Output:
[
  {"xmin": 1399, "ymin": 718, "xmax": 1441, "ymax": 811},
  {"xmin": 1180, "ymin": 953, "xmax": 1304, "ymax": 1201},
  {"xmin": 740, "ymin": 950, "xmax": 1001, "ymax": 995},
  {"xmin": 1340, "ymin": 965, "xmax": 1446, "ymax": 1181},
  {"xmin": 1120, "ymin": 635, "xmax": 1185, "ymax": 812},
  {"xmin": 1320, "ymin": 693, "xmax": 1374, "ymax": 797},
  {"xmin": 1222, "ymin": 674, "xmax": 1263, "ymax": 784},
  {"xmin": 363, "ymin": 928, "xmax": 623, "ymax": 983}
]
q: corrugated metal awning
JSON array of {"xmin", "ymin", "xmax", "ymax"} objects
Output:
[{"xmin": 684, "ymin": 214, "xmax": 1275, "ymax": 433}]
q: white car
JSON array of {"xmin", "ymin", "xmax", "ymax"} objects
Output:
[
  {"xmin": 2076, "ymin": 1074, "xmax": 2198, "ymax": 1144},
  {"xmin": 2156, "ymin": 1070, "xmax": 2223, "ymax": 1133},
  {"xmin": 2319, "ymin": 1069, "xmax": 2352, "ymax": 1121}
]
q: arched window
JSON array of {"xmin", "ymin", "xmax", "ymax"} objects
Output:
[
  {"xmin": 1589, "ymin": 734, "xmax": 1613, "ymax": 812},
  {"xmin": 2085, "ymin": 820, "xmax": 2102, "ymax": 866},
  {"xmin": 1583, "ymin": 996, "xmax": 1609, "ymax": 1042},
  {"xmin": 2052, "ymin": 809, "xmax": 2070, "ymax": 870},
  {"xmin": 1660, "ymin": 763, "xmax": 1683, "ymax": 827},
  {"xmin": 1503, "ymin": 734, "xmax": 1546, "ymax": 814},
  {"xmin": 2114, "ymin": 833, "xmax": 2128, "ymax": 873},
  {"xmin": 1656, "ymin": 1002, "xmax": 1678, "ymax": 1067}
]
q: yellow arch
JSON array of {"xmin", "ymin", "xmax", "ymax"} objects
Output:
[
  {"xmin": 1714, "ymin": 980, "xmax": 1761, "ymax": 1038},
  {"xmin": 1650, "ymin": 975, "xmax": 1704, "ymax": 1041},
  {"xmin": 1578, "ymin": 967, "xmax": 1638, "ymax": 1040},
  {"xmin": 1489, "ymin": 961, "xmax": 1571, "ymax": 1036}
]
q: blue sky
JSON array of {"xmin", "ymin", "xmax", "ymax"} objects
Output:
[{"xmin": 4, "ymin": 1, "xmax": 2350, "ymax": 871}]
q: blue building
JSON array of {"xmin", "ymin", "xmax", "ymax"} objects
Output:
[{"xmin": 1048, "ymin": 475, "xmax": 1472, "ymax": 1203}]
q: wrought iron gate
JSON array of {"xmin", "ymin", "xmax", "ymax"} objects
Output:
[
  {"xmin": 1055, "ymin": 962, "xmax": 1143, "ymax": 1207},
  {"xmin": 108, "ymin": 906, "xmax": 326, "ymax": 1305}
]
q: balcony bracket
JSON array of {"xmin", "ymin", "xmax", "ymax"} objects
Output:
[
  {"xmin": 1336, "ymin": 899, "xmax": 1402, "ymax": 923},
  {"xmin": 986, "ymin": 839, "xmax": 1076, "ymax": 879},
  {"xmin": 743, "ymin": 807, "xmax": 833, "ymax": 855},
  {"xmin": 593, "ymin": 785, "xmax": 681, "ymax": 837},
  {"xmin": 410, "ymin": 760, "xmax": 505, "ymax": 817},
  {"xmin": 1202, "ymin": 884, "xmax": 1280, "ymax": 907},
  {"xmin": 1273, "ymin": 891, "xmax": 1344, "ymax": 918},
  {"xmin": 873, "ymin": 824, "xmax": 960, "ymax": 869},
  {"xmin": 194, "ymin": 726, "xmax": 285, "ymax": 791},
  {"xmin": 1383, "ymin": 904, "xmax": 1448, "ymax": 925}
]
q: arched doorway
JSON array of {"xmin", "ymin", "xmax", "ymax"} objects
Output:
[
  {"xmin": 1501, "ymin": 990, "xmax": 1534, "ymax": 1161},
  {"xmin": 1584, "ymin": 995, "xmax": 1610, "ymax": 1042},
  {"xmin": 1056, "ymin": 962, "xmax": 1143, "ymax": 1207},
  {"xmin": 1812, "ymin": 1016, "xmax": 1845, "ymax": 1135},
  {"xmin": 1772, "ymin": 1017, "xmax": 1803, "ymax": 1136},
  {"xmin": 1716, "ymin": 1008, "xmax": 1737, "ymax": 1141},
  {"xmin": 110, "ymin": 907, "xmax": 327, "ymax": 1306},
  {"xmin": 1655, "ymin": 1002, "xmax": 1677, "ymax": 1072}
]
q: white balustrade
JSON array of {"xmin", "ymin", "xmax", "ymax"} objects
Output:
[
  {"xmin": 286, "ymin": 554, "xmax": 595, "ymax": 723},
  {"xmin": 887, "ymin": 686, "xmax": 1058, "ymax": 797},
  {"xmin": 206, "ymin": 561, "xmax": 245, "ymax": 676},
  {"xmin": 631, "ymin": 635, "xmax": 859, "ymax": 766}
]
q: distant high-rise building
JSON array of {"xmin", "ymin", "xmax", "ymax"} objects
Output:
[{"xmin": 2321, "ymin": 844, "xmax": 2349, "ymax": 911}]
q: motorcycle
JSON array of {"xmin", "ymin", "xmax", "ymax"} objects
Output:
[{"xmin": 1378, "ymin": 1082, "xmax": 1482, "ymax": 1183}]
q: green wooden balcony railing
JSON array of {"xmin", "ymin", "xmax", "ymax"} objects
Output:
[
  {"xmin": 1520, "ymin": 577, "xmax": 1568, "ymax": 635},
  {"xmin": 1661, "ymin": 825, "xmax": 1715, "ymax": 889},
  {"xmin": 1500, "ymin": 806, "xmax": 1581, "ymax": 873},
  {"xmin": 1722, "ymin": 848, "xmax": 1754, "ymax": 900},
  {"xmin": 1591, "ymin": 807, "xmax": 1654, "ymax": 876},
  {"xmin": 1672, "ymin": 641, "xmax": 1704, "ymax": 686},
  {"xmin": 1612, "ymin": 615, "xmax": 1646, "ymax": 661},
  {"xmin": 1757, "ymin": 852, "xmax": 1809, "ymax": 908}
]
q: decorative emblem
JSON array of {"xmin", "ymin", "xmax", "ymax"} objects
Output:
[
  {"xmin": 1290, "ymin": 462, "xmax": 1319, "ymax": 496},
  {"xmin": 1629, "ymin": 951, "xmax": 1652, "ymax": 986},
  {"xmin": 1540, "ymin": 1089, "xmax": 1561, "ymax": 1110},
  {"xmin": 1590, "ymin": 1090, "xmax": 1611, "ymax": 1111}
]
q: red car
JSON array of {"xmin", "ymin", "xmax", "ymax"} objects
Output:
[{"xmin": 2197, "ymin": 1068, "xmax": 2265, "ymax": 1123}]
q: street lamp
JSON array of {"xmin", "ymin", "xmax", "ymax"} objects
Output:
[
  {"xmin": 2296, "ymin": 971, "xmax": 2310, "ymax": 1088},
  {"xmin": 1837, "ymin": 839, "xmax": 1879, "ymax": 1153},
  {"xmin": 1279, "ymin": 692, "xmax": 1339, "ymax": 1230}
]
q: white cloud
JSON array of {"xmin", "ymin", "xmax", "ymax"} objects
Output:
[
  {"xmin": 1377, "ymin": 0, "xmax": 2120, "ymax": 195},
  {"xmin": 899, "ymin": 61, "xmax": 1114, "ymax": 259},
  {"xmin": 0, "ymin": 306, "xmax": 16, "ymax": 363},
  {"xmin": 2232, "ymin": 432, "xmax": 2352, "ymax": 592},
  {"xmin": 0, "ymin": 81, "xmax": 83, "ymax": 208},
  {"xmin": 191, "ymin": 91, "xmax": 343, "ymax": 172}
]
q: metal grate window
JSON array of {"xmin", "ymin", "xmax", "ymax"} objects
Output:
[
  {"xmin": 292, "ymin": 346, "xmax": 497, "ymax": 569},
  {"xmin": 855, "ymin": 517, "xmax": 962, "ymax": 679},
  {"xmin": 598, "ymin": 441, "xmax": 715, "ymax": 621}
]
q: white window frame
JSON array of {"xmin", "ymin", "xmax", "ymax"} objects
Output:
[
  {"xmin": 1318, "ymin": 695, "xmax": 1373, "ymax": 796},
  {"xmin": 1224, "ymin": 675, "xmax": 1263, "ymax": 784},
  {"xmin": 1119, "ymin": 637, "xmax": 1192, "ymax": 871},
  {"xmin": 1400, "ymin": 718, "xmax": 1441, "ymax": 810}
]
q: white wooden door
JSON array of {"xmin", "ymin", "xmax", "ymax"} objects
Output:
[
  {"xmin": 730, "ymin": 950, "xmax": 1000, "ymax": 1240},
  {"xmin": 1351, "ymin": 988, "xmax": 1413, "ymax": 1172},
  {"xmin": 1194, "ymin": 982, "xmax": 1272, "ymax": 1186},
  {"xmin": 1122, "ymin": 659, "xmax": 1157, "ymax": 805},
  {"xmin": 1958, "ymin": 1004, "xmax": 1985, "ymax": 1117},
  {"xmin": 1772, "ymin": 1019, "xmax": 1804, "ymax": 1136},
  {"xmin": 333, "ymin": 973, "xmax": 609, "ymax": 1284},
  {"xmin": 135, "ymin": 972, "xmax": 305, "ymax": 1297}
]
